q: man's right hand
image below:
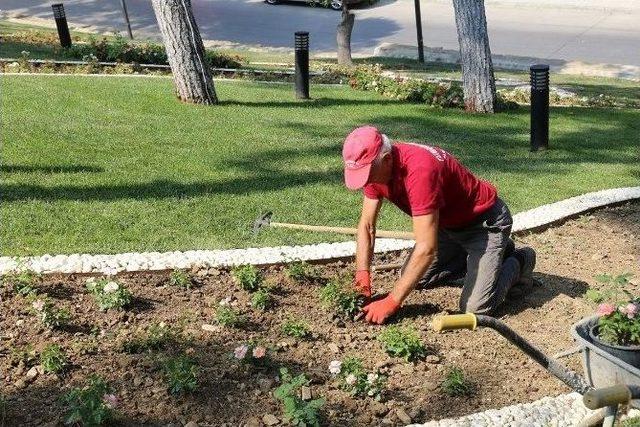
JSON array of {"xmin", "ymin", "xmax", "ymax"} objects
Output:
[{"xmin": 354, "ymin": 270, "xmax": 371, "ymax": 298}]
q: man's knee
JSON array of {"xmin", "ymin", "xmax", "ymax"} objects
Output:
[{"xmin": 459, "ymin": 297, "xmax": 496, "ymax": 315}]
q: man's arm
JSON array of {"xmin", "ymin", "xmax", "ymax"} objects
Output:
[
  {"xmin": 390, "ymin": 211, "xmax": 438, "ymax": 303},
  {"xmin": 363, "ymin": 211, "xmax": 438, "ymax": 324},
  {"xmin": 356, "ymin": 196, "xmax": 383, "ymax": 271}
]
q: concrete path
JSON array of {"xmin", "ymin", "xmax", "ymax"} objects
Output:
[{"xmin": 2, "ymin": 0, "xmax": 639, "ymax": 67}]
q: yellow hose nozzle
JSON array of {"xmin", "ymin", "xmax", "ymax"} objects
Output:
[{"xmin": 432, "ymin": 313, "xmax": 478, "ymax": 332}]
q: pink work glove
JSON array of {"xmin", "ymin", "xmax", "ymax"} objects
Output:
[
  {"xmin": 362, "ymin": 294, "xmax": 401, "ymax": 324},
  {"xmin": 354, "ymin": 270, "xmax": 372, "ymax": 298}
]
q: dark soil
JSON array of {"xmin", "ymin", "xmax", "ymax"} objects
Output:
[{"xmin": 1, "ymin": 202, "xmax": 638, "ymax": 427}]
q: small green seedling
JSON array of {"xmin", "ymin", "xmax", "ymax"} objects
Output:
[
  {"xmin": 319, "ymin": 276, "xmax": 365, "ymax": 319},
  {"xmin": 40, "ymin": 344, "xmax": 68, "ymax": 374},
  {"xmin": 232, "ymin": 264, "xmax": 263, "ymax": 292},
  {"xmin": 377, "ymin": 326, "xmax": 427, "ymax": 362},
  {"xmin": 335, "ymin": 357, "xmax": 386, "ymax": 400},
  {"xmin": 585, "ymin": 288, "xmax": 606, "ymax": 304},
  {"xmin": 595, "ymin": 272, "xmax": 633, "ymax": 286},
  {"xmin": 168, "ymin": 269, "xmax": 191, "ymax": 290},
  {"xmin": 122, "ymin": 323, "xmax": 177, "ymax": 354},
  {"xmin": 86, "ymin": 278, "xmax": 132, "ymax": 310},
  {"xmin": 30, "ymin": 297, "xmax": 71, "ymax": 329},
  {"xmin": 9, "ymin": 344, "xmax": 37, "ymax": 367},
  {"xmin": 162, "ymin": 355, "xmax": 198, "ymax": 395},
  {"xmin": 5, "ymin": 268, "xmax": 40, "ymax": 296},
  {"xmin": 282, "ymin": 318, "xmax": 311, "ymax": 339},
  {"xmin": 63, "ymin": 376, "xmax": 116, "ymax": 426},
  {"xmin": 441, "ymin": 366, "xmax": 474, "ymax": 396},
  {"xmin": 274, "ymin": 367, "xmax": 324, "ymax": 427},
  {"xmin": 216, "ymin": 306, "xmax": 243, "ymax": 328},
  {"xmin": 251, "ymin": 287, "xmax": 274, "ymax": 311},
  {"xmin": 621, "ymin": 416, "xmax": 640, "ymax": 427},
  {"xmin": 285, "ymin": 261, "xmax": 316, "ymax": 283}
]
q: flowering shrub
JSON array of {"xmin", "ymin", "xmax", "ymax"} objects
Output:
[
  {"xmin": 274, "ymin": 368, "xmax": 324, "ymax": 427},
  {"xmin": 40, "ymin": 344, "xmax": 68, "ymax": 374},
  {"xmin": 233, "ymin": 343, "xmax": 269, "ymax": 365},
  {"xmin": 377, "ymin": 326, "xmax": 427, "ymax": 362},
  {"xmin": 329, "ymin": 357, "xmax": 386, "ymax": 400},
  {"xmin": 63, "ymin": 34, "xmax": 244, "ymax": 68},
  {"xmin": 596, "ymin": 299, "xmax": 640, "ymax": 346},
  {"xmin": 162, "ymin": 355, "xmax": 198, "ymax": 395},
  {"xmin": 30, "ymin": 297, "xmax": 70, "ymax": 329},
  {"xmin": 63, "ymin": 376, "xmax": 117, "ymax": 426},
  {"xmin": 86, "ymin": 278, "xmax": 132, "ymax": 310}
]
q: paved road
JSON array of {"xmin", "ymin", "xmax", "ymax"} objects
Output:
[{"xmin": 2, "ymin": 0, "xmax": 639, "ymax": 66}]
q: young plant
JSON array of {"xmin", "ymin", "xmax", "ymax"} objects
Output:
[
  {"xmin": 377, "ymin": 326, "xmax": 427, "ymax": 362},
  {"xmin": 162, "ymin": 355, "xmax": 198, "ymax": 395},
  {"xmin": 232, "ymin": 264, "xmax": 262, "ymax": 293},
  {"xmin": 215, "ymin": 306, "xmax": 243, "ymax": 328},
  {"xmin": 86, "ymin": 278, "xmax": 132, "ymax": 310},
  {"xmin": 274, "ymin": 368, "xmax": 324, "ymax": 427},
  {"xmin": 251, "ymin": 287, "xmax": 274, "ymax": 311},
  {"xmin": 285, "ymin": 261, "xmax": 316, "ymax": 283},
  {"xmin": 122, "ymin": 323, "xmax": 177, "ymax": 354},
  {"xmin": 63, "ymin": 376, "xmax": 117, "ymax": 426},
  {"xmin": 319, "ymin": 276, "xmax": 365, "ymax": 319},
  {"xmin": 282, "ymin": 318, "xmax": 311, "ymax": 339},
  {"xmin": 329, "ymin": 357, "xmax": 386, "ymax": 400},
  {"xmin": 441, "ymin": 366, "xmax": 474, "ymax": 396},
  {"xmin": 168, "ymin": 269, "xmax": 192, "ymax": 290},
  {"xmin": 31, "ymin": 297, "xmax": 71, "ymax": 329},
  {"xmin": 597, "ymin": 299, "xmax": 640, "ymax": 346},
  {"xmin": 9, "ymin": 344, "xmax": 37, "ymax": 367},
  {"xmin": 6, "ymin": 268, "xmax": 40, "ymax": 296},
  {"xmin": 40, "ymin": 344, "xmax": 68, "ymax": 374},
  {"xmin": 233, "ymin": 343, "xmax": 268, "ymax": 365}
]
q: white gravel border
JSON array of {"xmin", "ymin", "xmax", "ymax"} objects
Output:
[{"xmin": 0, "ymin": 186, "xmax": 637, "ymax": 275}]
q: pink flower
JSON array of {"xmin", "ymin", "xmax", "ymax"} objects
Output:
[
  {"xmin": 596, "ymin": 303, "xmax": 616, "ymax": 317},
  {"xmin": 252, "ymin": 346, "xmax": 266, "ymax": 359},
  {"xmin": 32, "ymin": 300, "xmax": 45, "ymax": 312},
  {"xmin": 102, "ymin": 394, "xmax": 118, "ymax": 408},
  {"xmin": 234, "ymin": 345, "xmax": 248, "ymax": 360},
  {"xmin": 624, "ymin": 303, "xmax": 638, "ymax": 319}
]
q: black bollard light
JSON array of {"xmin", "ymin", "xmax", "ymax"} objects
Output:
[
  {"xmin": 52, "ymin": 3, "xmax": 72, "ymax": 48},
  {"xmin": 530, "ymin": 64, "xmax": 550, "ymax": 151},
  {"xmin": 294, "ymin": 31, "xmax": 310, "ymax": 99}
]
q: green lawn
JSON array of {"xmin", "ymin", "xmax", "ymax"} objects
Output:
[{"xmin": 1, "ymin": 75, "xmax": 639, "ymax": 256}]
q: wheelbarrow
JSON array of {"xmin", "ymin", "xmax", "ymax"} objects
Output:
[{"xmin": 432, "ymin": 314, "xmax": 640, "ymax": 427}]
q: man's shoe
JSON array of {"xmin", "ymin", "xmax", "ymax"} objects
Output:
[{"xmin": 514, "ymin": 247, "xmax": 537, "ymax": 286}]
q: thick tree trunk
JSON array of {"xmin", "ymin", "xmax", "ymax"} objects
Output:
[
  {"xmin": 453, "ymin": 0, "xmax": 496, "ymax": 113},
  {"xmin": 336, "ymin": 4, "xmax": 355, "ymax": 66},
  {"xmin": 151, "ymin": 0, "xmax": 218, "ymax": 104}
]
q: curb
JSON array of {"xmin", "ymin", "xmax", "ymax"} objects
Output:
[
  {"xmin": 0, "ymin": 186, "xmax": 638, "ymax": 275},
  {"xmin": 373, "ymin": 44, "xmax": 640, "ymax": 80}
]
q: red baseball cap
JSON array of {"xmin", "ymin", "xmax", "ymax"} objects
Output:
[{"xmin": 342, "ymin": 126, "xmax": 383, "ymax": 190}]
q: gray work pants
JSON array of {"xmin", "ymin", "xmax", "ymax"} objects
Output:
[{"xmin": 401, "ymin": 198, "xmax": 520, "ymax": 315}]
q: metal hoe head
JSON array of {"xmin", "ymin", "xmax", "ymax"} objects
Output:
[{"xmin": 252, "ymin": 211, "xmax": 273, "ymax": 236}]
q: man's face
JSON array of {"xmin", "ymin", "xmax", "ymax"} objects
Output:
[{"xmin": 366, "ymin": 154, "xmax": 392, "ymax": 185}]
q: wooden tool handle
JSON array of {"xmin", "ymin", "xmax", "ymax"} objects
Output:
[{"xmin": 270, "ymin": 222, "xmax": 413, "ymax": 240}]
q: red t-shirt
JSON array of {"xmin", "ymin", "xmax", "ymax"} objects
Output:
[{"xmin": 363, "ymin": 143, "xmax": 497, "ymax": 228}]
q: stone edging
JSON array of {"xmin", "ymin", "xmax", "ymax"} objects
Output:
[{"xmin": 0, "ymin": 186, "xmax": 637, "ymax": 275}]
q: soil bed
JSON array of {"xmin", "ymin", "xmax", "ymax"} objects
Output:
[{"xmin": 1, "ymin": 202, "xmax": 638, "ymax": 426}]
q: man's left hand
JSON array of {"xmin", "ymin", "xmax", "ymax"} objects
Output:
[{"xmin": 362, "ymin": 294, "xmax": 400, "ymax": 324}]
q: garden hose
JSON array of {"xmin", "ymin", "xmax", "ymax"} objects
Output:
[{"xmin": 432, "ymin": 313, "xmax": 478, "ymax": 332}]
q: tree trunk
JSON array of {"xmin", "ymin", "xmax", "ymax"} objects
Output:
[
  {"xmin": 151, "ymin": 0, "xmax": 218, "ymax": 104},
  {"xmin": 336, "ymin": 4, "xmax": 355, "ymax": 66},
  {"xmin": 452, "ymin": 0, "xmax": 496, "ymax": 113}
]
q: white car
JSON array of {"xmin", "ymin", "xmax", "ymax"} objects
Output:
[{"xmin": 265, "ymin": 0, "xmax": 361, "ymax": 11}]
